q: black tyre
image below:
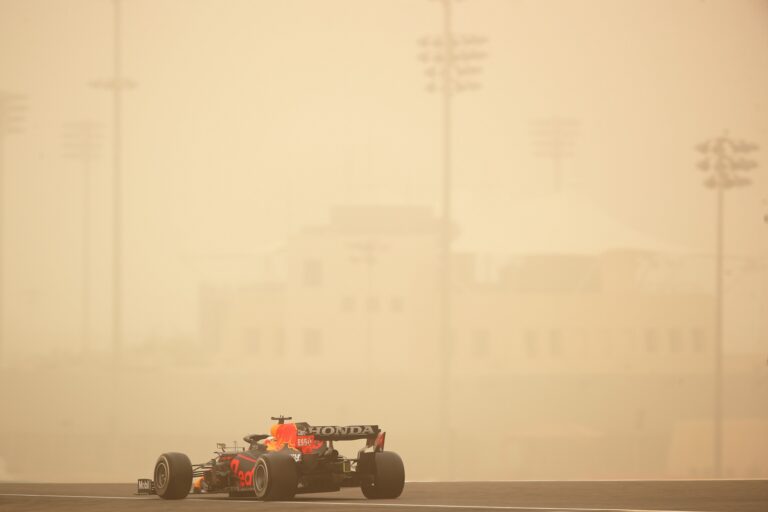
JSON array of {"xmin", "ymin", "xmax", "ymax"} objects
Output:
[
  {"xmin": 361, "ymin": 451, "xmax": 405, "ymax": 499},
  {"xmin": 154, "ymin": 452, "xmax": 193, "ymax": 500},
  {"xmin": 252, "ymin": 452, "xmax": 298, "ymax": 501}
]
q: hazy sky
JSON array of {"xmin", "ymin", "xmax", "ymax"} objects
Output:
[{"xmin": 1, "ymin": 0, "xmax": 767, "ymax": 352}]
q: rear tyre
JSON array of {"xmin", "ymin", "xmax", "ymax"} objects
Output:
[
  {"xmin": 154, "ymin": 452, "xmax": 193, "ymax": 500},
  {"xmin": 361, "ymin": 451, "xmax": 405, "ymax": 499},
  {"xmin": 253, "ymin": 452, "xmax": 298, "ymax": 501}
]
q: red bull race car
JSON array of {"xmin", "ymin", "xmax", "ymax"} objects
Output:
[{"xmin": 137, "ymin": 416, "xmax": 404, "ymax": 501}]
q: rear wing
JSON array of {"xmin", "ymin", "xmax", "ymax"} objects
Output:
[{"xmin": 296, "ymin": 423, "xmax": 380, "ymax": 441}]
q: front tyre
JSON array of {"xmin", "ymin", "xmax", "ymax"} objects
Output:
[
  {"xmin": 361, "ymin": 451, "xmax": 405, "ymax": 499},
  {"xmin": 154, "ymin": 452, "xmax": 193, "ymax": 500},
  {"xmin": 253, "ymin": 452, "xmax": 298, "ymax": 501}
]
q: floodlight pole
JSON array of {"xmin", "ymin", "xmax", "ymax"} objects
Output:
[
  {"xmin": 89, "ymin": 1, "xmax": 135, "ymax": 476},
  {"xmin": 63, "ymin": 121, "xmax": 100, "ymax": 353},
  {"xmin": 695, "ymin": 133, "xmax": 758, "ymax": 477},
  {"xmin": 715, "ymin": 181, "xmax": 724, "ymax": 476},
  {"xmin": 439, "ymin": 0, "xmax": 453, "ymax": 447},
  {"xmin": 420, "ymin": 0, "xmax": 485, "ymax": 479},
  {"xmin": 112, "ymin": 0, "xmax": 124, "ymax": 362},
  {"xmin": 91, "ymin": 0, "xmax": 135, "ymax": 363},
  {"xmin": 0, "ymin": 92, "xmax": 25, "ymax": 368}
]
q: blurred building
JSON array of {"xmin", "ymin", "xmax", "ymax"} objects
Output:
[
  {"xmin": 200, "ymin": 205, "xmax": 442, "ymax": 372},
  {"xmin": 200, "ymin": 204, "xmax": 715, "ymax": 377}
]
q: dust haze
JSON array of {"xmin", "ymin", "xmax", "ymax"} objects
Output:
[{"xmin": 0, "ymin": 0, "xmax": 767, "ymax": 482}]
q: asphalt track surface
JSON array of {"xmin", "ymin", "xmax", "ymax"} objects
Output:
[{"xmin": 0, "ymin": 481, "xmax": 766, "ymax": 512}]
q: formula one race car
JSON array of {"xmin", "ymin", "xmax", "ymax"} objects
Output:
[{"xmin": 137, "ymin": 416, "xmax": 405, "ymax": 501}]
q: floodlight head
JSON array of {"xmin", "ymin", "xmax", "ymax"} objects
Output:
[{"xmin": 695, "ymin": 141, "xmax": 710, "ymax": 154}]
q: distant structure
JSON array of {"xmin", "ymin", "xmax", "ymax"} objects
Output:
[
  {"xmin": 89, "ymin": 0, "xmax": 136, "ymax": 477},
  {"xmin": 0, "ymin": 91, "xmax": 26, "ymax": 367},
  {"xmin": 90, "ymin": 0, "xmax": 136, "ymax": 360},
  {"xmin": 62, "ymin": 121, "xmax": 101, "ymax": 353},
  {"xmin": 419, "ymin": 0, "xmax": 486, "ymax": 473},
  {"xmin": 529, "ymin": 117, "xmax": 579, "ymax": 192},
  {"xmin": 694, "ymin": 132, "xmax": 759, "ymax": 478}
]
